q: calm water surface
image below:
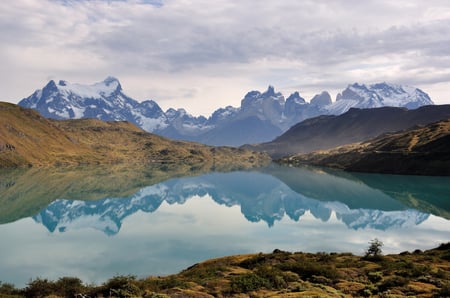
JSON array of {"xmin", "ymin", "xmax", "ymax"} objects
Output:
[{"xmin": 0, "ymin": 164, "xmax": 449, "ymax": 286}]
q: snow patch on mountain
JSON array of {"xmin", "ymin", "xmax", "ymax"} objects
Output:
[
  {"xmin": 56, "ymin": 77, "xmax": 120, "ymax": 99},
  {"xmin": 327, "ymin": 82, "xmax": 433, "ymax": 115}
]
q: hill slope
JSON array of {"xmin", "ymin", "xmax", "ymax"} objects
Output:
[
  {"xmin": 0, "ymin": 102, "xmax": 269, "ymax": 168},
  {"xmin": 281, "ymin": 119, "xmax": 450, "ymax": 175},
  {"xmin": 3, "ymin": 244, "xmax": 449, "ymax": 297},
  {"xmin": 245, "ymin": 105, "xmax": 450, "ymax": 158}
]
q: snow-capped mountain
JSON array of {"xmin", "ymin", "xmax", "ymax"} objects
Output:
[
  {"xmin": 18, "ymin": 76, "xmax": 169, "ymax": 132},
  {"xmin": 327, "ymin": 82, "xmax": 433, "ymax": 115},
  {"xmin": 18, "ymin": 78, "xmax": 434, "ymax": 146}
]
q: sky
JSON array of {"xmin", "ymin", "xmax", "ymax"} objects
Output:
[{"xmin": 1, "ymin": 0, "xmax": 450, "ymax": 116}]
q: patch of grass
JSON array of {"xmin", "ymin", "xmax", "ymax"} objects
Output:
[{"xmin": 277, "ymin": 258, "xmax": 339, "ymax": 281}]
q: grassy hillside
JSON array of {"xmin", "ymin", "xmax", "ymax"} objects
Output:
[
  {"xmin": 2, "ymin": 243, "xmax": 449, "ymax": 297},
  {"xmin": 0, "ymin": 102, "xmax": 269, "ymax": 168},
  {"xmin": 280, "ymin": 119, "xmax": 450, "ymax": 176}
]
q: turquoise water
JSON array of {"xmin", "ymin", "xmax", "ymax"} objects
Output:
[{"xmin": 0, "ymin": 164, "xmax": 449, "ymax": 286}]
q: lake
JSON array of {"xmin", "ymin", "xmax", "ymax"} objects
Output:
[{"xmin": 0, "ymin": 163, "xmax": 449, "ymax": 287}]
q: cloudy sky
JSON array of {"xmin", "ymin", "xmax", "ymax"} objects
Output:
[{"xmin": 1, "ymin": 0, "xmax": 450, "ymax": 116}]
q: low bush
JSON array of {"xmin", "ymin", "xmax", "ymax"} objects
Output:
[
  {"xmin": 378, "ymin": 276, "xmax": 408, "ymax": 292},
  {"xmin": 24, "ymin": 278, "xmax": 55, "ymax": 298},
  {"xmin": 230, "ymin": 273, "xmax": 270, "ymax": 293},
  {"xmin": 277, "ymin": 260, "xmax": 339, "ymax": 280},
  {"xmin": 367, "ymin": 271, "xmax": 383, "ymax": 283}
]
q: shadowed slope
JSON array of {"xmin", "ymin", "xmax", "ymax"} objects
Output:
[
  {"xmin": 245, "ymin": 105, "xmax": 450, "ymax": 158},
  {"xmin": 281, "ymin": 119, "xmax": 450, "ymax": 176}
]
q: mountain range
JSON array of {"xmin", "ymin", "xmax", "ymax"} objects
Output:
[{"xmin": 18, "ymin": 77, "xmax": 434, "ymax": 146}]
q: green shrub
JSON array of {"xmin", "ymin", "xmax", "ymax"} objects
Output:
[
  {"xmin": 255, "ymin": 265, "xmax": 290, "ymax": 289},
  {"xmin": 24, "ymin": 278, "xmax": 55, "ymax": 298},
  {"xmin": 239, "ymin": 253, "xmax": 267, "ymax": 269},
  {"xmin": 230, "ymin": 273, "xmax": 270, "ymax": 293},
  {"xmin": 441, "ymin": 252, "xmax": 450, "ymax": 261},
  {"xmin": 367, "ymin": 271, "xmax": 383, "ymax": 283},
  {"xmin": 181, "ymin": 263, "xmax": 226, "ymax": 283},
  {"xmin": 101, "ymin": 275, "xmax": 143, "ymax": 297},
  {"xmin": 54, "ymin": 277, "xmax": 84, "ymax": 297},
  {"xmin": 378, "ymin": 276, "xmax": 408, "ymax": 292},
  {"xmin": 0, "ymin": 282, "xmax": 20, "ymax": 296},
  {"xmin": 438, "ymin": 282, "xmax": 450, "ymax": 297},
  {"xmin": 277, "ymin": 260, "xmax": 339, "ymax": 280}
]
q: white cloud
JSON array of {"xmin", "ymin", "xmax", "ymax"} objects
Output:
[{"xmin": 1, "ymin": 0, "xmax": 450, "ymax": 115}]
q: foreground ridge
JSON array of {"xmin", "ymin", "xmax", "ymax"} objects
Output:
[{"xmin": 3, "ymin": 243, "xmax": 449, "ymax": 297}]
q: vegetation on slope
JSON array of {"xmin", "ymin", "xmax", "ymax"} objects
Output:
[
  {"xmin": 1, "ymin": 243, "xmax": 449, "ymax": 297},
  {"xmin": 0, "ymin": 102, "xmax": 269, "ymax": 168},
  {"xmin": 279, "ymin": 119, "xmax": 450, "ymax": 176}
]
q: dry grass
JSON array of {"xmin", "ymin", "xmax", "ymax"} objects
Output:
[{"xmin": 0, "ymin": 102, "xmax": 270, "ymax": 169}]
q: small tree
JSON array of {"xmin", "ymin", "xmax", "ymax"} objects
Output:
[{"xmin": 365, "ymin": 238, "xmax": 383, "ymax": 259}]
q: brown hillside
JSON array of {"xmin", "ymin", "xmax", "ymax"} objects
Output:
[
  {"xmin": 0, "ymin": 102, "xmax": 269, "ymax": 168},
  {"xmin": 281, "ymin": 119, "xmax": 450, "ymax": 175}
]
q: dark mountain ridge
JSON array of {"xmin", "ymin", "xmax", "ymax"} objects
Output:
[
  {"xmin": 245, "ymin": 105, "xmax": 450, "ymax": 158},
  {"xmin": 280, "ymin": 118, "xmax": 450, "ymax": 176}
]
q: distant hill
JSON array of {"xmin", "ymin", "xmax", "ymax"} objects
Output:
[
  {"xmin": 280, "ymin": 119, "xmax": 450, "ymax": 176},
  {"xmin": 18, "ymin": 77, "xmax": 433, "ymax": 146},
  {"xmin": 0, "ymin": 102, "xmax": 269, "ymax": 168},
  {"xmin": 245, "ymin": 105, "xmax": 450, "ymax": 158}
]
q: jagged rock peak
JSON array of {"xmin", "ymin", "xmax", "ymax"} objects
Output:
[
  {"xmin": 243, "ymin": 90, "xmax": 261, "ymax": 100},
  {"xmin": 104, "ymin": 76, "xmax": 119, "ymax": 84},
  {"xmin": 44, "ymin": 79, "xmax": 58, "ymax": 90},
  {"xmin": 102, "ymin": 76, "xmax": 122, "ymax": 91},
  {"xmin": 310, "ymin": 91, "xmax": 332, "ymax": 107},
  {"xmin": 286, "ymin": 91, "xmax": 306, "ymax": 104},
  {"xmin": 264, "ymin": 85, "xmax": 276, "ymax": 96},
  {"xmin": 336, "ymin": 82, "xmax": 370, "ymax": 101}
]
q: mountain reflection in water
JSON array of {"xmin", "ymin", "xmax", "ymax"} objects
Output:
[
  {"xmin": 0, "ymin": 163, "xmax": 449, "ymax": 287},
  {"xmin": 33, "ymin": 168, "xmax": 433, "ymax": 235}
]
